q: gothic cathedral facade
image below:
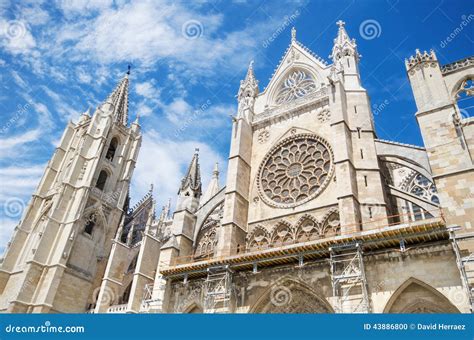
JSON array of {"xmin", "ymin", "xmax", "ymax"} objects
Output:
[{"xmin": 1, "ymin": 22, "xmax": 473, "ymax": 314}]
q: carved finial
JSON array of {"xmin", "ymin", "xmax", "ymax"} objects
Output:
[
  {"xmin": 194, "ymin": 147, "xmax": 199, "ymax": 154},
  {"xmin": 291, "ymin": 27, "xmax": 296, "ymax": 42},
  {"xmin": 133, "ymin": 113, "xmax": 140, "ymax": 125},
  {"xmin": 127, "ymin": 64, "xmax": 131, "ymax": 75},
  {"xmin": 336, "ymin": 20, "xmax": 345, "ymax": 28},
  {"xmin": 149, "ymin": 183, "xmax": 154, "ymax": 193}
]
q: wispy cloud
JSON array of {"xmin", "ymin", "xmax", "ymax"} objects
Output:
[{"xmin": 131, "ymin": 129, "xmax": 226, "ymax": 209}]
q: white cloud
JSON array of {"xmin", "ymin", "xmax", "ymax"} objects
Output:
[
  {"xmin": 135, "ymin": 80, "xmax": 160, "ymax": 100},
  {"xmin": 11, "ymin": 70, "xmax": 29, "ymax": 89},
  {"xmin": 0, "ymin": 163, "xmax": 45, "ymax": 253},
  {"xmin": 0, "ymin": 164, "xmax": 44, "ymax": 200},
  {"xmin": 57, "ymin": 0, "xmax": 114, "ymax": 18},
  {"xmin": 0, "ymin": 217, "xmax": 17, "ymax": 256},
  {"xmin": 18, "ymin": 3, "xmax": 50, "ymax": 26},
  {"xmin": 136, "ymin": 102, "xmax": 153, "ymax": 117},
  {"xmin": 130, "ymin": 129, "xmax": 226, "ymax": 210},
  {"xmin": 76, "ymin": 67, "xmax": 93, "ymax": 84},
  {"xmin": 165, "ymin": 98, "xmax": 193, "ymax": 125},
  {"xmin": 0, "ymin": 128, "xmax": 41, "ymax": 152},
  {"xmin": 41, "ymin": 86, "xmax": 79, "ymax": 121},
  {"xmin": 27, "ymin": 1, "xmax": 283, "ymax": 80},
  {"xmin": 0, "ymin": 19, "xmax": 36, "ymax": 54}
]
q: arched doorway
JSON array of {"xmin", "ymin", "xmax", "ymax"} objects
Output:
[
  {"xmin": 183, "ymin": 303, "xmax": 203, "ymax": 313},
  {"xmin": 383, "ymin": 277, "xmax": 460, "ymax": 313},
  {"xmin": 250, "ymin": 278, "xmax": 334, "ymax": 313}
]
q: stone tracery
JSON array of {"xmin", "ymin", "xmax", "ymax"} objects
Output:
[
  {"xmin": 408, "ymin": 174, "xmax": 439, "ymax": 204},
  {"xmin": 247, "ymin": 210, "xmax": 340, "ymax": 251},
  {"xmin": 275, "ymin": 69, "xmax": 318, "ymax": 105},
  {"xmin": 257, "ymin": 134, "xmax": 334, "ymax": 208}
]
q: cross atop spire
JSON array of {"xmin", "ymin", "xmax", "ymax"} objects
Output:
[
  {"xmin": 291, "ymin": 27, "xmax": 296, "ymax": 43},
  {"xmin": 331, "ymin": 20, "xmax": 358, "ymax": 62}
]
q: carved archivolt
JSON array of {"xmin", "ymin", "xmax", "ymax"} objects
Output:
[
  {"xmin": 251, "ymin": 279, "xmax": 333, "ymax": 313},
  {"xmin": 257, "ymin": 133, "xmax": 334, "ymax": 208},
  {"xmin": 247, "ymin": 209, "xmax": 340, "ymax": 251},
  {"xmin": 173, "ymin": 281, "xmax": 205, "ymax": 313}
]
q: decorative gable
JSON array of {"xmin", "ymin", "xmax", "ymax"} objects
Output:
[{"xmin": 256, "ymin": 29, "xmax": 330, "ymax": 112}]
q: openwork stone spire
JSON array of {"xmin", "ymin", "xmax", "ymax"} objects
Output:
[
  {"xmin": 159, "ymin": 198, "xmax": 171, "ymax": 222},
  {"xmin": 331, "ymin": 20, "xmax": 358, "ymax": 62},
  {"xmin": 238, "ymin": 60, "xmax": 259, "ymax": 100},
  {"xmin": 104, "ymin": 72, "xmax": 130, "ymax": 126},
  {"xmin": 201, "ymin": 162, "xmax": 220, "ymax": 204},
  {"xmin": 237, "ymin": 60, "xmax": 259, "ymax": 116},
  {"xmin": 179, "ymin": 148, "xmax": 202, "ymax": 197}
]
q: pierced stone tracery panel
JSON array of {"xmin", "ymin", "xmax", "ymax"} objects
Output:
[
  {"xmin": 275, "ymin": 69, "xmax": 319, "ymax": 105},
  {"xmin": 408, "ymin": 174, "xmax": 439, "ymax": 204},
  {"xmin": 257, "ymin": 134, "xmax": 334, "ymax": 208}
]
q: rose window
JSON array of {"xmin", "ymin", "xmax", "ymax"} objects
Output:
[
  {"xmin": 257, "ymin": 134, "xmax": 334, "ymax": 208},
  {"xmin": 275, "ymin": 70, "xmax": 318, "ymax": 105}
]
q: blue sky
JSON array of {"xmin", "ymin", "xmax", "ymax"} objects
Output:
[{"xmin": 0, "ymin": 0, "xmax": 472, "ymax": 252}]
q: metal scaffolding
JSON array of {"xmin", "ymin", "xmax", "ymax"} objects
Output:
[
  {"xmin": 330, "ymin": 242, "xmax": 370, "ymax": 313},
  {"xmin": 204, "ymin": 265, "xmax": 233, "ymax": 313},
  {"xmin": 448, "ymin": 227, "xmax": 474, "ymax": 312},
  {"xmin": 139, "ymin": 283, "xmax": 157, "ymax": 313}
]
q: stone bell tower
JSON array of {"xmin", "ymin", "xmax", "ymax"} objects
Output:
[
  {"xmin": 216, "ymin": 61, "xmax": 259, "ymax": 257},
  {"xmin": 405, "ymin": 50, "xmax": 474, "ymax": 232},
  {"xmin": 0, "ymin": 70, "xmax": 142, "ymax": 313}
]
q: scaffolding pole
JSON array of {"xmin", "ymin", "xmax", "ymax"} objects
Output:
[
  {"xmin": 448, "ymin": 227, "xmax": 474, "ymax": 312},
  {"xmin": 204, "ymin": 265, "xmax": 233, "ymax": 313},
  {"xmin": 330, "ymin": 242, "xmax": 371, "ymax": 313}
]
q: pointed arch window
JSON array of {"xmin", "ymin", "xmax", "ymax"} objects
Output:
[
  {"xmin": 96, "ymin": 170, "xmax": 108, "ymax": 191},
  {"xmin": 106, "ymin": 137, "xmax": 118, "ymax": 161},
  {"xmin": 84, "ymin": 213, "xmax": 96, "ymax": 235}
]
